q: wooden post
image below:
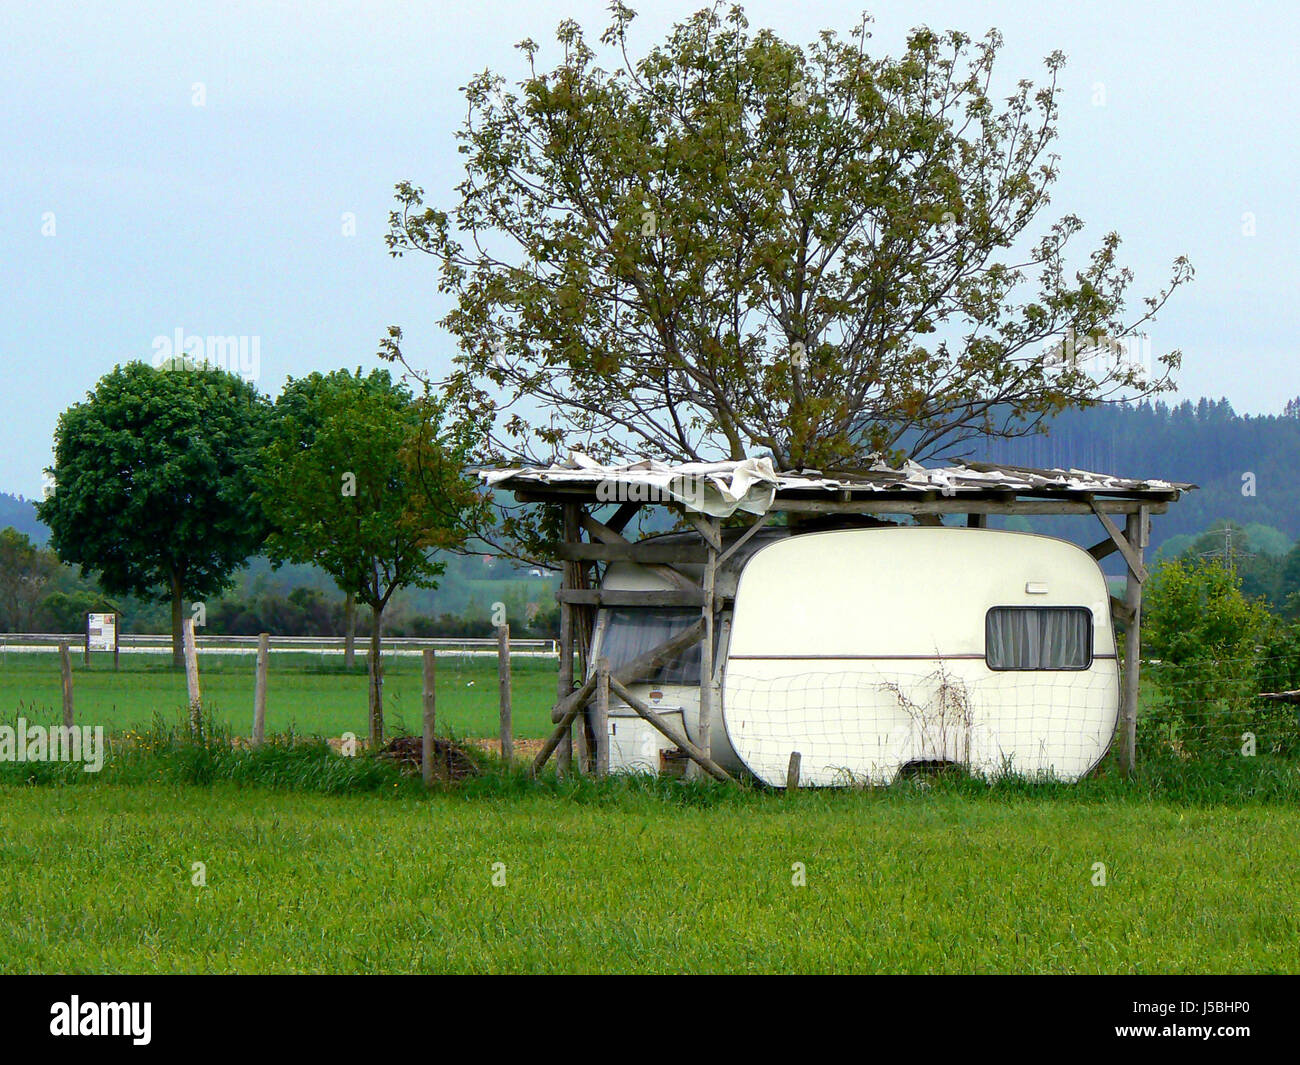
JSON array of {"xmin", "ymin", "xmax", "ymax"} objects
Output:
[
  {"xmin": 786, "ymin": 751, "xmax": 802, "ymax": 791},
  {"xmin": 422, "ymin": 648, "xmax": 436, "ymax": 788},
  {"xmin": 695, "ymin": 517, "xmax": 718, "ymax": 778},
  {"xmin": 58, "ymin": 641, "xmax": 73, "ymax": 728},
  {"xmin": 557, "ymin": 502, "xmax": 580, "ymax": 777},
  {"xmin": 594, "ymin": 658, "xmax": 610, "ymax": 777},
  {"xmin": 83, "ymin": 616, "xmax": 90, "ymax": 667},
  {"xmin": 113, "ymin": 612, "xmax": 120, "ymax": 671},
  {"xmin": 182, "ymin": 616, "xmax": 201, "ymax": 734},
  {"xmin": 1118, "ymin": 507, "xmax": 1148, "ymax": 778},
  {"xmin": 570, "ymin": 504, "xmax": 593, "ymax": 774},
  {"xmin": 252, "ymin": 632, "xmax": 269, "ymax": 746},
  {"xmin": 497, "ymin": 623, "xmax": 513, "ymax": 763}
]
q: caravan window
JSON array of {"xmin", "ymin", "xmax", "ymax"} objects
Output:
[
  {"xmin": 598, "ymin": 608, "xmax": 702, "ymax": 686},
  {"xmin": 986, "ymin": 607, "xmax": 1092, "ymax": 671}
]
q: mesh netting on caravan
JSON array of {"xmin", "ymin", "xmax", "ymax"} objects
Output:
[{"xmin": 721, "ymin": 665, "xmax": 1118, "ymax": 786}]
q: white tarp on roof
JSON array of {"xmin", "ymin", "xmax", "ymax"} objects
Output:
[
  {"xmin": 482, "ymin": 452, "xmax": 780, "ymax": 517},
  {"xmin": 482, "ymin": 452, "xmax": 1190, "ymax": 516}
]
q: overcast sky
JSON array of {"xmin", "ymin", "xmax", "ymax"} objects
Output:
[{"xmin": 2, "ymin": 0, "xmax": 1296, "ymax": 497}]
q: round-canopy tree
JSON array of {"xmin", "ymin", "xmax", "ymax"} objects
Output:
[
  {"xmin": 385, "ymin": 4, "xmax": 1190, "ymax": 475},
  {"xmin": 38, "ymin": 360, "xmax": 271, "ymax": 667},
  {"xmin": 257, "ymin": 368, "xmax": 486, "ymax": 747}
]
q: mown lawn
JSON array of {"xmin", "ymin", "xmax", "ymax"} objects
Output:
[
  {"xmin": 1, "ymin": 781, "xmax": 1297, "ymax": 973},
  {"xmin": 0, "ymin": 651, "xmax": 557, "ymax": 740}
]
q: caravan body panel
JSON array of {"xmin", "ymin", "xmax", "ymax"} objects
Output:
[{"xmin": 722, "ymin": 527, "xmax": 1119, "ymax": 785}]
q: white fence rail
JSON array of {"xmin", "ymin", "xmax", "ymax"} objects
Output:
[{"xmin": 0, "ymin": 633, "xmax": 559, "ymax": 658}]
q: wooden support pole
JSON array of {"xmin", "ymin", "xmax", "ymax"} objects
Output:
[
  {"xmin": 550, "ymin": 619, "xmax": 705, "ymax": 722},
  {"xmin": 113, "ymin": 612, "xmax": 120, "ymax": 672},
  {"xmin": 557, "ymin": 503, "xmax": 580, "ymax": 777},
  {"xmin": 182, "ymin": 617, "xmax": 201, "ymax": 734},
  {"xmin": 83, "ymin": 618, "xmax": 90, "ymax": 667},
  {"xmin": 695, "ymin": 517, "xmax": 718, "ymax": 779},
  {"xmin": 608, "ymin": 677, "xmax": 732, "ymax": 783},
  {"xmin": 594, "ymin": 658, "xmax": 610, "ymax": 777},
  {"xmin": 422, "ymin": 648, "xmax": 437, "ymax": 789},
  {"xmin": 1118, "ymin": 507, "xmax": 1148, "ymax": 778},
  {"xmin": 497, "ymin": 623, "xmax": 513, "ymax": 763},
  {"xmin": 532, "ymin": 672, "xmax": 599, "ymax": 776},
  {"xmin": 786, "ymin": 751, "xmax": 802, "ymax": 791},
  {"xmin": 58, "ymin": 641, "xmax": 73, "ymax": 728},
  {"xmin": 252, "ymin": 632, "xmax": 269, "ymax": 746}
]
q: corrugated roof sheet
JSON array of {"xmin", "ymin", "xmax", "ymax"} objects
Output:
[{"xmin": 482, "ymin": 453, "xmax": 1193, "ymax": 517}]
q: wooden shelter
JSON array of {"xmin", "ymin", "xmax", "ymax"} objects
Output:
[{"xmin": 485, "ymin": 457, "xmax": 1194, "ymax": 783}]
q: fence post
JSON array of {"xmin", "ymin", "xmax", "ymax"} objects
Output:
[
  {"xmin": 497, "ymin": 624, "xmax": 513, "ymax": 763},
  {"xmin": 786, "ymin": 751, "xmax": 802, "ymax": 791},
  {"xmin": 1119, "ymin": 508, "xmax": 1148, "ymax": 778},
  {"xmin": 252, "ymin": 632, "xmax": 269, "ymax": 746},
  {"xmin": 594, "ymin": 658, "xmax": 611, "ymax": 778},
  {"xmin": 422, "ymin": 648, "xmax": 437, "ymax": 788},
  {"xmin": 59, "ymin": 641, "xmax": 74, "ymax": 728},
  {"xmin": 182, "ymin": 617, "xmax": 202, "ymax": 735}
]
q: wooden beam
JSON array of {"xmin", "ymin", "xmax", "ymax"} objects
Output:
[
  {"xmin": 608, "ymin": 677, "xmax": 733, "ymax": 783},
  {"xmin": 517, "ymin": 487, "xmax": 1171, "ymax": 516},
  {"xmin": 556, "ymin": 588, "xmax": 705, "ymax": 608},
  {"xmin": 594, "ymin": 659, "xmax": 610, "ymax": 777},
  {"xmin": 682, "ymin": 512, "xmax": 723, "ymax": 551},
  {"xmin": 533, "ymin": 672, "xmax": 598, "ymax": 775},
  {"xmin": 696, "ymin": 517, "xmax": 718, "ymax": 778},
  {"xmin": 1087, "ymin": 539, "xmax": 1119, "ymax": 562},
  {"xmin": 582, "ymin": 511, "xmax": 698, "ymax": 592},
  {"xmin": 1089, "ymin": 501, "xmax": 1149, "ymax": 584},
  {"xmin": 556, "ymin": 504, "xmax": 578, "ymax": 777},
  {"xmin": 717, "ymin": 512, "xmax": 772, "ymax": 567},
  {"xmin": 1118, "ymin": 507, "xmax": 1148, "ymax": 778},
  {"xmin": 549, "ymin": 619, "xmax": 706, "ymax": 723},
  {"xmin": 1109, "ymin": 595, "xmax": 1135, "ymax": 625},
  {"xmin": 603, "ymin": 501, "xmax": 640, "ymax": 535},
  {"xmin": 776, "ymin": 498, "xmax": 1168, "ymax": 516},
  {"xmin": 555, "ymin": 541, "xmax": 710, "ymax": 564}
]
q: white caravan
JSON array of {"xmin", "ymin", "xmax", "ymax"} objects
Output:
[{"xmin": 589, "ymin": 525, "xmax": 1119, "ymax": 786}]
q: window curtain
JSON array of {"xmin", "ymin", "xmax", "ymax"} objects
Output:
[
  {"xmin": 987, "ymin": 608, "xmax": 1091, "ymax": 670},
  {"xmin": 599, "ymin": 609, "xmax": 703, "ymax": 685}
]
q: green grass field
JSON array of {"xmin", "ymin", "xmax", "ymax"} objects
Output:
[
  {"xmin": 4, "ymin": 650, "xmax": 1298, "ymax": 973},
  {"xmin": 1, "ymin": 781, "xmax": 1297, "ymax": 973},
  {"xmin": 0, "ymin": 650, "xmax": 557, "ymax": 740}
]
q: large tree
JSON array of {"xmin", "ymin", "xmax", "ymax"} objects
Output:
[
  {"xmin": 38, "ymin": 361, "xmax": 270, "ymax": 666},
  {"xmin": 386, "ymin": 4, "xmax": 1190, "ymax": 473},
  {"xmin": 257, "ymin": 369, "xmax": 484, "ymax": 747}
]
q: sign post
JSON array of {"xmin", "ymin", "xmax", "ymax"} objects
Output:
[{"xmin": 86, "ymin": 612, "xmax": 120, "ymax": 671}]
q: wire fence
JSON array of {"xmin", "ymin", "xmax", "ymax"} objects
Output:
[{"xmin": 721, "ymin": 651, "xmax": 1300, "ymax": 786}]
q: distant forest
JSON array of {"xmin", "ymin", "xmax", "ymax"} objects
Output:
[
  {"xmin": 4, "ymin": 395, "xmax": 1299, "ymax": 630},
  {"xmin": 976, "ymin": 396, "xmax": 1300, "ymax": 551}
]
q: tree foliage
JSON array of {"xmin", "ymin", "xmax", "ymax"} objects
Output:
[
  {"xmin": 257, "ymin": 368, "xmax": 486, "ymax": 744},
  {"xmin": 386, "ymin": 4, "xmax": 1190, "ymax": 473},
  {"xmin": 0, "ymin": 527, "xmax": 58, "ymax": 632},
  {"xmin": 37, "ymin": 361, "xmax": 270, "ymax": 666}
]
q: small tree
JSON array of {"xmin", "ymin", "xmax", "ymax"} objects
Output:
[
  {"xmin": 1142, "ymin": 558, "xmax": 1271, "ymax": 755},
  {"xmin": 38, "ymin": 361, "xmax": 270, "ymax": 667},
  {"xmin": 258, "ymin": 369, "xmax": 484, "ymax": 746},
  {"xmin": 0, "ymin": 528, "xmax": 58, "ymax": 632}
]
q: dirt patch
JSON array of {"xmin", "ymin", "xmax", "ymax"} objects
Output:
[{"xmin": 462, "ymin": 737, "xmax": 546, "ymax": 763}]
